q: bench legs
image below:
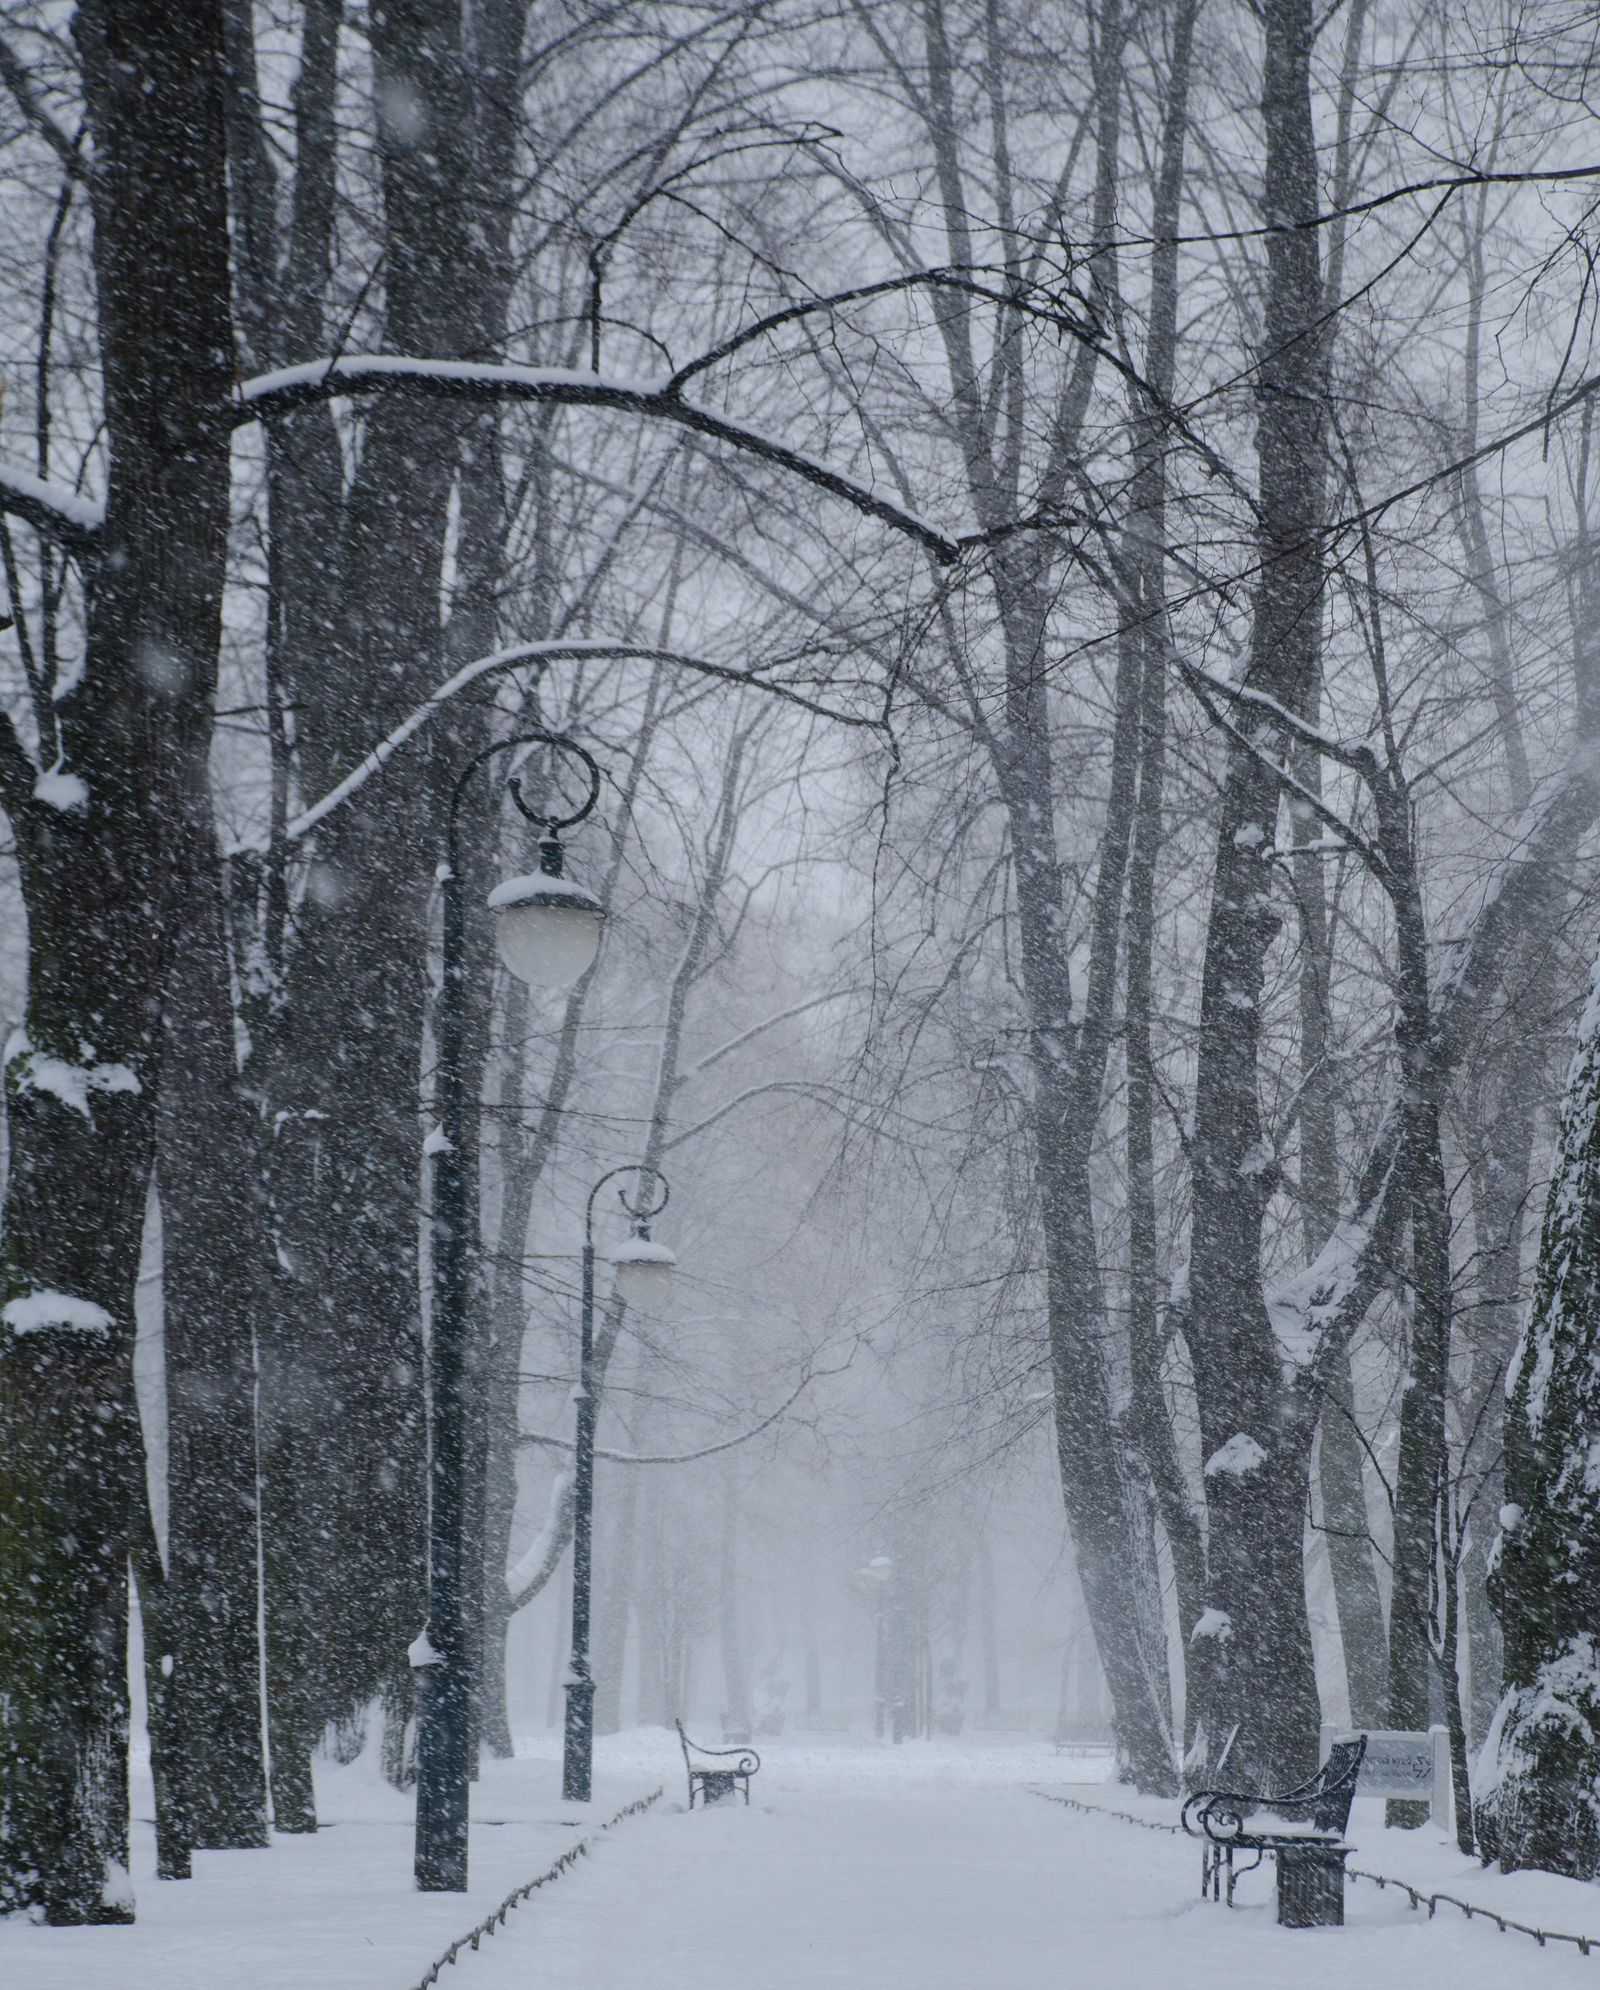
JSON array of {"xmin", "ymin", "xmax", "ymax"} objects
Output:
[
  {"xmin": 1200, "ymin": 1842, "xmax": 1263, "ymax": 1908},
  {"xmin": 1200, "ymin": 1842, "xmax": 1237, "ymax": 1906},
  {"xmin": 689, "ymin": 1770, "xmax": 749, "ymax": 1808},
  {"xmin": 1202, "ymin": 1842, "xmax": 1349, "ymax": 1924}
]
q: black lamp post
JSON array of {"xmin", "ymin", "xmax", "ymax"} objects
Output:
[
  {"xmin": 862, "ymin": 1554, "xmax": 892, "ymax": 1738},
  {"xmin": 562, "ymin": 1166, "xmax": 675, "ymax": 1802},
  {"xmin": 414, "ymin": 730, "xmax": 603, "ymax": 1893}
]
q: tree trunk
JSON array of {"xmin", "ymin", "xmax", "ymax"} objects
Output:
[
  {"xmin": 1123, "ymin": 0, "xmax": 1204, "ymax": 1696},
  {"xmin": 1317, "ymin": 1349, "xmax": 1387, "ymax": 1725},
  {"xmin": 156, "ymin": 850, "xmax": 271, "ymax": 1847},
  {"xmin": 453, "ymin": 0, "xmax": 531, "ymax": 1778},
  {"xmin": 978, "ymin": 1540, "xmax": 1000, "ymax": 1718},
  {"xmin": 1297, "ymin": 735, "xmax": 1387, "ymax": 1726},
  {"xmin": 263, "ymin": 0, "xmax": 480, "ymax": 1795},
  {"xmin": 718, "ymin": 1470, "xmax": 752, "ymax": 1744},
  {"xmin": 0, "ymin": 0, "xmax": 232, "ymax": 1920},
  {"xmin": 1462, "ymin": 1026, "xmax": 1540, "ymax": 1743},
  {"xmin": 213, "ymin": 0, "xmax": 348, "ymax": 1832},
  {"xmin": 131, "ymin": 1494, "xmax": 192, "ymax": 1882},
  {"xmin": 1385, "ymin": 1112, "xmax": 1451, "ymax": 1827},
  {"xmin": 1186, "ymin": 0, "xmax": 1326, "ymax": 1790},
  {"xmin": 593, "ymin": 1456, "xmax": 641, "ymax": 1736},
  {"xmin": 1478, "ymin": 938, "xmax": 1600, "ymax": 1877}
]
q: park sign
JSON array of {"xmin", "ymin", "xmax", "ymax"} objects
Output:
[{"xmin": 1319, "ymin": 1725, "xmax": 1452, "ymax": 1826}]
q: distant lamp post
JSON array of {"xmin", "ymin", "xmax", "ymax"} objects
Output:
[
  {"xmin": 861, "ymin": 1554, "xmax": 893, "ymax": 1739},
  {"xmin": 414, "ymin": 730, "xmax": 602, "ymax": 1894},
  {"xmin": 563, "ymin": 1167, "xmax": 675, "ymax": 1803}
]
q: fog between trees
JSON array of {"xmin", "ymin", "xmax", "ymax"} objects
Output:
[{"xmin": 2, "ymin": 0, "xmax": 1600, "ymax": 1924}]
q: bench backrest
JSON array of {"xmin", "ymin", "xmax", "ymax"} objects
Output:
[
  {"xmin": 675, "ymin": 1718, "xmax": 760, "ymax": 1778},
  {"xmin": 1309, "ymin": 1736, "xmax": 1366, "ymax": 1835}
]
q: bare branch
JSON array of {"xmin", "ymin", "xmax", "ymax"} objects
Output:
[
  {"xmin": 518, "ymin": 1365, "xmax": 838, "ymax": 1465},
  {"xmin": 279, "ymin": 641, "xmax": 885, "ymax": 844},
  {"xmin": 236, "ymin": 355, "xmax": 962, "ymax": 563},
  {"xmin": 0, "ymin": 36, "xmax": 87, "ymax": 181}
]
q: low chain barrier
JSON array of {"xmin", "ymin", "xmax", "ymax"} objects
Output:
[
  {"xmin": 409, "ymin": 1787, "xmax": 663, "ymax": 1990},
  {"xmin": 1345, "ymin": 1867, "xmax": 1597, "ymax": 1956},
  {"xmin": 1031, "ymin": 1788, "xmax": 1181, "ymax": 1835},
  {"xmin": 1033, "ymin": 1787, "xmax": 1600, "ymax": 1959}
]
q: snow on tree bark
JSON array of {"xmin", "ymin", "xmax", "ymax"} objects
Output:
[
  {"xmin": 1478, "ymin": 938, "xmax": 1600, "ymax": 1877},
  {"xmin": 0, "ymin": 0, "xmax": 232, "ymax": 1922}
]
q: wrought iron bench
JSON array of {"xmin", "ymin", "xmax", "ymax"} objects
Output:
[
  {"xmin": 676, "ymin": 1719, "xmax": 760, "ymax": 1808},
  {"xmin": 1182, "ymin": 1734, "xmax": 1366, "ymax": 1925}
]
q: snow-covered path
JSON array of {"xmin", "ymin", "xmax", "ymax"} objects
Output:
[
  {"xmin": 5, "ymin": 1734, "xmax": 1600, "ymax": 1989},
  {"xmin": 476, "ymin": 1768, "xmax": 1599, "ymax": 1990}
]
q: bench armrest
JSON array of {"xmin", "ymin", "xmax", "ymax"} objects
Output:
[{"xmin": 1183, "ymin": 1791, "xmax": 1251, "ymax": 1843}]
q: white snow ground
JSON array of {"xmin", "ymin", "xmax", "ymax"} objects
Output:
[{"xmin": 5, "ymin": 1731, "xmax": 1600, "ymax": 1989}]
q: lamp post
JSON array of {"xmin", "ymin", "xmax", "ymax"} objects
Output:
[
  {"xmin": 563, "ymin": 1166, "xmax": 675, "ymax": 1802},
  {"xmin": 861, "ymin": 1554, "xmax": 893, "ymax": 1738},
  {"xmin": 414, "ymin": 730, "xmax": 603, "ymax": 1893}
]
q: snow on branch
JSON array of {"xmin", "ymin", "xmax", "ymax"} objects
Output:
[
  {"xmin": 2, "ymin": 1289, "xmax": 112, "ymax": 1337},
  {"xmin": 1265, "ymin": 1095, "xmax": 1408, "ymax": 1384},
  {"xmin": 281, "ymin": 641, "xmax": 882, "ymax": 845},
  {"xmin": 236, "ymin": 355, "xmax": 961, "ymax": 564},
  {"xmin": 505, "ymin": 1471, "xmax": 574, "ymax": 1613},
  {"xmin": 4, "ymin": 1028, "xmax": 140, "ymax": 1123},
  {"xmin": 690, "ymin": 988, "xmax": 865, "ymax": 1076},
  {"xmin": 1180, "ymin": 656, "xmax": 1375, "ymax": 776},
  {"xmin": 1174, "ymin": 655, "xmax": 1389, "ymax": 882},
  {"xmin": 0, "ymin": 458, "xmax": 101, "ymax": 555}
]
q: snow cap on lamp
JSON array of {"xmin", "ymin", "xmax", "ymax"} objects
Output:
[
  {"xmin": 488, "ymin": 833, "xmax": 602, "ymax": 987},
  {"xmin": 610, "ymin": 1230, "xmax": 675, "ymax": 1306}
]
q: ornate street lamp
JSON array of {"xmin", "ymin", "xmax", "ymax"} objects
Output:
[
  {"xmin": 414, "ymin": 730, "xmax": 601, "ymax": 1893},
  {"xmin": 562, "ymin": 1167, "xmax": 675, "ymax": 1803}
]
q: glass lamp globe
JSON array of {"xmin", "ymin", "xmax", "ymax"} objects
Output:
[
  {"xmin": 610, "ymin": 1233, "xmax": 676, "ymax": 1306},
  {"xmin": 487, "ymin": 869, "xmax": 602, "ymax": 988}
]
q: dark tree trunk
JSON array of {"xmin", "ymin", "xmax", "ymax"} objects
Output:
[
  {"xmin": 262, "ymin": 0, "xmax": 480, "ymax": 1796},
  {"xmin": 1124, "ymin": 0, "xmax": 1204, "ymax": 1701},
  {"xmin": 1385, "ymin": 1111, "xmax": 1451, "ymax": 1827},
  {"xmin": 1187, "ymin": 0, "xmax": 1326, "ymax": 1790},
  {"xmin": 915, "ymin": 0, "xmax": 1175, "ymax": 1788},
  {"xmin": 0, "ymin": 0, "xmax": 232, "ymax": 1921},
  {"xmin": 451, "ymin": 0, "xmax": 530, "ymax": 1767},
  {"xmin": 205, "ymin": 0, "xmax": 346, "ymax": 1836},
  {"xmin": 1479, "ymin": 939, "xmax": 1600, "ymax": 1877},
  {"xmin": 156, "ymin": 850, "xmax": 271, "ymax": 1848},
  {"xmin": 1296, "ymin": 698, "xmax": 1386, "ymax": 1729}
]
